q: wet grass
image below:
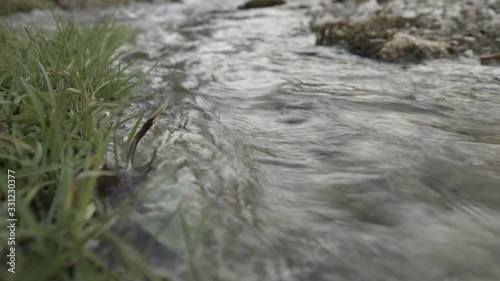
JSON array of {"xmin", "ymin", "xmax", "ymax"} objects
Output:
[{"xmin": 0, "ymin": 18, "xmax": 163, "ymax": 281}]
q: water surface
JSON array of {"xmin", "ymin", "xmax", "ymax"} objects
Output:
[{"xmin": 11, "ymin": 1, "xmax": 500, "ymax": 280}]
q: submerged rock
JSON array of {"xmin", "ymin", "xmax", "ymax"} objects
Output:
[{"xmin": 238, "ymin": 0, "xmax": 286, "ymax": 10}]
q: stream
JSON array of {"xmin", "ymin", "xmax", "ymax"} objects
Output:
[{"xmin": 9, "ymin": 0, "xmax": 500, "ymax": 280}]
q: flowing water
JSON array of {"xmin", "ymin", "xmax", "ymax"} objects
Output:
[{"xmin": 10, "ymin": 1, "xmax": 500, "ymax": 280}]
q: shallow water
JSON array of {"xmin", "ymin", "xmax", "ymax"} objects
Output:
[{"xmin": 10, "ymin": 1, "xmax": 500, "ymax": 280}]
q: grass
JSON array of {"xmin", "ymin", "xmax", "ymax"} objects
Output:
[
  {"xmin": 0, "ymin": 0, "xmax": 153, "ymax": 16},
  {"xmin": 0, "ymin": 18, "xmax": 165, "ymax": 281},
  {"xmin": 0, "ymin": 0, "xmax": 54, "ymax": 15}
]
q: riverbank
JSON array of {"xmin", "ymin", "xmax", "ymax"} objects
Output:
[
  {"xmin": 311, "ymin": 0, "xmax": 500, "ymax": 62},
  {"xmin": 0, "ymin": 19, "xmax": 157, "ymax": 280},
  {"xmin": 0, "ymin": 0, "xmax": 161, "ymax": 15}
]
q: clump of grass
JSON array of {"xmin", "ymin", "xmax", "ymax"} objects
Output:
[{"xmin": 0, "ymin": 18, "xmax": 161, "ymax": 280}]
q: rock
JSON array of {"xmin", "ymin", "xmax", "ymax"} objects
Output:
[
  {"xmin": 380, "ymin": 33, "xmax": 450, "ymax": 61},
  {"xmin": 312, "ymin": 0, "xmax": 500, "ymax": 61},
  {"xmin": 480, "ymin": 53, "xmax": 500, "ymax": 66},
  {"xmin": 355, "ymin": 0, "xmax": 381, "ymax": 22},
  {"xmin": 401, "ymin": 10, "xmax": 417, "ymax": 19},
  {"xmin": 464, "ymin": 49, "xmax": 474, "ymax": 58},
  {"xmin": 238, "ymin": 0, "xmax": 286, "ymax": 10},
  {"xmin": 463, "ymin": 36, "xmax": 477, "ymax": 43}
]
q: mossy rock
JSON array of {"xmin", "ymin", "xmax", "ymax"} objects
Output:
[
  {"xmin": 315, "ymin": 13, "xmax": 425, "ymax": 59},
  {"xmin": 238, "ymin": 0, "xmax": 286, "ymax": 10}
]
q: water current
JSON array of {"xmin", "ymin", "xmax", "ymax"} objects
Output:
[{"xmin": 10, "ymin": 1, "xmax": 500, "ymax": 280}]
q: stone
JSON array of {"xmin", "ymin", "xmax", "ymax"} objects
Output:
[
  {"xmin": 463, "ymin": 36, "xmax": 477, "ymax": 43},
  {"xmin": 312, "ymin": 0, "xmax": 500, "ymax": 61},
  {"xmin": 464, "ymin": 49, "xmax": 474, "ymax": 58},
  {"xmin": 480, "ymin": 53, "xmax": 500, "ymax": 66},
  {"xmin": 238, "ymin": 0, "xmax": 286, "ymax": 10},
  {"xmin": 380, "ymin": 33, "xmax": 450, "ymax": 61}
]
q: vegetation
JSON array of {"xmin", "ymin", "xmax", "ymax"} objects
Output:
[
  {"xmin": 0, "ymin": 0, "xmax": 152, "ymax": 16},
  {"xmin": 0, "ymin": 18, "xmax": 161, "ymax": 281},
  {"xmin": 0, "ymin": 0, "xmax": 54, "ymax": 15}
]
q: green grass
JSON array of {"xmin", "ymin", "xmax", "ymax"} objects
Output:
[{"xmin": 0, "ymin": 18, "xmax": 163, "ymax": 281}]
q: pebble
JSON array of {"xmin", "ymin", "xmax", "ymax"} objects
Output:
[{"xmin": 464, "ymin": 49, "xmax": 475, "ymax": 57}]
